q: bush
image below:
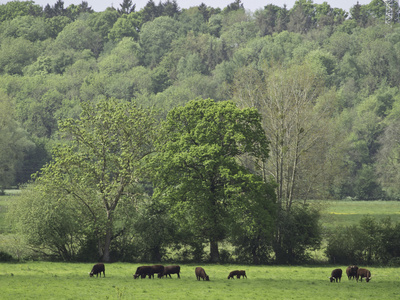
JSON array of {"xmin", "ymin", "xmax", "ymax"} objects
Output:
[
  {"xmin": 325, "ymin": 225, "xmax": 368, "ymax": 264},
  {"xmin": 0, "ymin": 251, "xmax": 13, "ymax": 262},
  {"xmin": 326, "ymin": 216, "xmax": 400, "ymax": 265},
  {"xmin": 273, "ymin": 204, "xmax": 322, "ymax": 264}
]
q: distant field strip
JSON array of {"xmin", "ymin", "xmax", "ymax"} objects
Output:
[{"xmin": 318, "ymin": 200, "xmax": 400, "ymax": 228}]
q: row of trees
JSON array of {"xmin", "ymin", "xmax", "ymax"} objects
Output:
[
  {"xmin": 9, "ymin": 98, "xmax": 320, "ymax": 264},
  {"xmin": 326, "ymin": 216, "xmax": 400, "ymax": 265}
]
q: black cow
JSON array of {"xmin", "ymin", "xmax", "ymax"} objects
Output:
[
  {"xmin": 329, "ymin": 268, "xmax": 342, "ymax": 283},
  {"xmin": 227, "ymin": 270, "xmax": 247, "ymax": 279},
  {"xmin": 159, "ymin": 265, "xmax": 180, "ymax": 278},
  {"xmin": 150, "ymin": 265, "xmax": 164, "ymax": 279},
  {"xmin": 357, "ymin": 268, "xmax": 371, "ymax": 282},
  {"xmin": 195, "ymin": 267, "xmax": 209, "ymax": 281},
  {"xmin": 89, "ymin": 263, "xmax": 105, "ymax": 277},
  {"xmin": 133, "ymin": 266, "xmax": 154, "ymax": 279},
  {"xmin": 346, "ymin": 265, "xmax": 358, "ymax": 280}
]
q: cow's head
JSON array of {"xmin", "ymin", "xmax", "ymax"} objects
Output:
[
  {"xmin": 329, "ymin": 276, "xmax": 335, "ymax": 282},
  {"xmin": 205, "ymin": 275, "xmax": 210, "ymax": 281},
  {"xmin": 133, "ymin": 274, "xmax": 139, "ymax": 279},
  {"xmin": 366, "ymin": 277, "xmax": 371, "ymax": 282},
  {"xmin": 89, "ymin": 272, "xmax": 94, "ymax": 277}
]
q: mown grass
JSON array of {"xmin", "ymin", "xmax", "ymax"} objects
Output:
[{"xmin": 0, "ymin": 262, "xmax": 399, "ymax": 299}]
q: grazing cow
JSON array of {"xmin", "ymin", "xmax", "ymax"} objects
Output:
[
  {"xmin": 159, "ymin": 265, "xmax": 181, "ymax": 278},
  {"xmin": 357, "ymin": 268, "xmax": 371, "ymax": 282},
  {"xmin": 89, "ymin": 263, "xmax": 105, "ymax": 277},
  {"xmin": 133, "ymin": 266, "xmax": 154, "ymax": 279},
  {"xmin": 195, "ymin": 267, "xmax": 209, "ymax": 281},
  {"xmin": 329, "ymin": 268, "xmax": 342, "ymax": 283},
  {"xmin": 150, "ymin": 265, "xmax": 164, "ymax": 279},
  {"xmin": 227, "ymin": 270, "xmax": 247, "ymax": 279},
  {"xmin": 346, "ymin": 265, "xmax": 358, "ymax": 280}
]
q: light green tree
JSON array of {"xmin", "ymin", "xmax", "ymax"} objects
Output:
[
  {"xmin": 139, "ymin": 16, "xmax": 181, "ymax": 66},
  {"xmin": 108, "ymin": 13, "xmax": 140, "ymax": 42},
  {"xmin": 32, "ymin": 98, "xmax": 158, "ymax": 262}
]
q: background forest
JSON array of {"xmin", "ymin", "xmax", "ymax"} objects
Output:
[{"xmin": 2, "ymin": 0, "xmax": 400, "ymax": 265}]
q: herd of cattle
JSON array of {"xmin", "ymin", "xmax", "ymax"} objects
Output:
[
  {"xmin": 89, "ymin": 263, "xmax": 370, "ymax": 283},
  {"xmin": 329, "ymin": 265, "xmax": 372, "ymax": 283},
  {"xmin": 89, "ymin": 263, "xmax": 246, "ymax": 281}
]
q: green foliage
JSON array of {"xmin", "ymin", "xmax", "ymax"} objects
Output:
[
  {"xmin": 108, "ymin": 13, "xmax": 140, "ymax": 42},
  {"xmin": 10, "ymin": 184, "xmax": 88, "ymax": 261},
  {"xmin": 151, "ymin": 98, "xmax": 273, "ymax": 262},
  {"xmin": 86, "ymin": 8, "xmax": 119, "ymax": 43},
  {"xmin": 44, "ymin": 16, "xmax": 72, "ymax": 39},
  {"xmin": 0, "ymin": 90, "xmax": 34, "ymax": 191},
  {"xmin": 0, "ymin": 16, "xmax": 49, "ymax": 41},
  {"xmin": 0, "ymin": 37, "xmax": 38, "ymax": 75},
  {"xmin": 326, "ymin": 215, "xmax": 400, "ymax": 264},
  {"xmin": 140, "ymin": 16, "xmax": 182, "ymax": 66},
  {"xmin": 4, "ymin": 0, "xmax": 400, "ymax": 265},
  {"xmin": 0, "ymin": 251, "xmax": 13, "ymax": 262},
  {"xmin": 274, "ymin": 204, "xmax": 322, "ymax": 264},
  {"xmin": 53, "ymin": 19, "xmax": 102, "ymax": 56},
  {"xmin": 24, "ymin": 98, "xmax": 158, "ymax": 261},
  {"xmin": 229, "ymin": 180, "xmax": 277, "ymax": 264},
  {"xmin": 98, "ymin": 37, "xmax": 140, "ymax": 74},
  {"xmin": 0, "ymin": 1, "xmax": 42, "ymax": 22}
]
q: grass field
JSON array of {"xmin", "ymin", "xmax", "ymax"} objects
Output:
[
  {"xmin": 317, "ymin": 200, "xmax": 400, "ymax": 229},
  {"xmin": 0, "ymin": 262, "xmax": 399, "ymax": 299}
]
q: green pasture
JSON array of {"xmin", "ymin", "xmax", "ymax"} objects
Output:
[
  {"xmin": 317, "ymin": 200, "xmax": 400, "ymax": 229},
  {"xmin": 0, "ymin": 262, "xmax": 399, "ymax": 299}
]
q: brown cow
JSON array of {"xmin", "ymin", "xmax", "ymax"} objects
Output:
[
  {"xmin": 357, "ymin": 268, "xmax": 371, "ymax": 282},
  {"xmin": 227, "ymin": 270, "xmax": 247, "ymax": 279},
  {"xmin": 329, "ymin": 268, "xmax": 342, "ymax": 283},
  {"xmin": 89, "ymin": 263, "xmax": 105, "ymax": 277},
  {"xmin": 346, "ymin": 265, "xmax": 358, "ymax": 280},
  {"xmin": 133, "ymin": 266, "xmax": 154, "ymax": 279},
  {"xmin": 195, "ymin": 267, "xmax": 209, "ymax": 281},
  {"xmin": 159, "ymin": 265, "xmax": 180, "ymax": 278}
]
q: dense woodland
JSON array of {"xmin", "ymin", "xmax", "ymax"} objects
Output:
[{"xmin": 2, "ymin": 0, "xmax": 400, "ymax": 264}]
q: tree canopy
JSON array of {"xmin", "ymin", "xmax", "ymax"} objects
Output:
[
  {"xmin": 30, "ymin": 98, "xmax": 158, "ymax": 261},
  {"xmin": 151, "ymin": 99, "xmax": 275, "ymax": 262}
]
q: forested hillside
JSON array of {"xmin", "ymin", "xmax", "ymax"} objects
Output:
[
  {"xmin": 2, "ymin": 0, "xmax": 399, "ymax": 200},
  {"xmin": 2, "ymin": 0, "xmax": 400, "ymax": 263}
]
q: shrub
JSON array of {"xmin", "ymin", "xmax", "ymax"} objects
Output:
[{"xmin": 0, "ymin": 251, "xmax": 13, "ymax": 262}]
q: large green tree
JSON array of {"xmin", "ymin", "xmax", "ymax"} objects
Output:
[
  {"xmin": 151, "ymin": 98, "xmax": 274, "ymax": 262},
  {"xmin": 33, "ymin": 98, "xmax": 157, "ymax": 262}
]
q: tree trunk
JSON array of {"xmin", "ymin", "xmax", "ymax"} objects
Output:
[
  {"xmin": 102, "ymin": 229, "xmax": 112, "ymax": 262},
  {"xmin": 102, "ymin": 212, "xmax": 113, "ymax": 262},
  {"xmin": 209, "ymin": 239, "xmax": 220, "ymax": 262}
]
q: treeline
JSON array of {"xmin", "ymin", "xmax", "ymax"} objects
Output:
[{"xmin": 2, "ymin": 0, "xmax": 400, "ymax": 263}]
